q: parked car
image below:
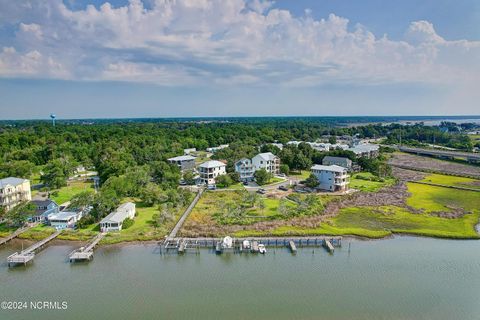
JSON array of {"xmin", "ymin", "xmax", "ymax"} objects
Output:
[
  {"xmin": 278, "ymin": 185, "xmax": 288, "ymax": 191},
  {"xmin": 277, "ymin": 173, "xmax": 286, "ymax": 177},
  {"xmin": 243, "ymin": 181, "xmax": 249, "ymax": 186},
  {"xmin": 257, "ymin": 188, "xmax": 266, "ymax": 194},
  {"xmin": 207, "ymin": 184, "xmax": 217, "ymax": 190}
]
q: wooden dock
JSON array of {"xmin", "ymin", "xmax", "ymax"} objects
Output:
[
  {"xmin": 7, "ymin": 230, "xmax": 62, "ymax": 267},
  {"xmin": 69, "ymin": 233, "xmax": 106, "ymax": 262},
  {"xmin": 159, "ymin": 236, "xmax": 342, "ymax": 254}
]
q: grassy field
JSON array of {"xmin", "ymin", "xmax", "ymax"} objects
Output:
[
  {"xmin": 349, "ymin": 172, "xmax": 396, "ymax": 192},
  {"xmin": 289, "ymin": 170, "xmax": 310, "ymax": 180},
  {"xmin": 420, "ymin": 173, "xmax": 480, "ymax": 191},
  {"xmin": 0, "ymin": 223, "xmax": 16, "ymax": 238},
  {"xmin": 187, "ymin": 191, "xmax": 296, "ymax": 226},
  {"xmin": 233, "ymin": 180, "xmax": 480, "ymax": 239},
  {"xmin": 50, "ymin": 181, "xmax": 95, "ymax": 204}
]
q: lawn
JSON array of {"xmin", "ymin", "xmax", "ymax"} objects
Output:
[
  {"xmin": 0, "ymin": 223, "xmax": 16, "ymax": 238},
  {"xmin": 349, "ymin": 172, "xmax": 396, "ymax": 192},
  {"xmin": 289, "ymin": 170, "xmax": 310, "ymax": 180},
  {"xmin": 50, "ymin": 181, "xmax": 95, "ymax": 205},
  {"xmin": 420, "ymin": 173, "xmax": 480, "ymax": 191}
]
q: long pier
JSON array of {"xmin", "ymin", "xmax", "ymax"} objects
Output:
[
  {"xmin": 167, "ymin": 188, "xmax": 204, "ymax": 239},
  {"xmin": 160, "ymin": 236, "xmax": 342, "ymax": 254},
  {"xmin": 7, "ymin": 230, "xmax": 62, "ymax": 267},
  {"xmin": 69, "ymin": 233, "xmax": 106, "ymax": 262}
]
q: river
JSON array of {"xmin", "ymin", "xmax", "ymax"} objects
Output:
[{"xmin": 1, "ymin": 237, "xmax": 479, "ymax": 320}]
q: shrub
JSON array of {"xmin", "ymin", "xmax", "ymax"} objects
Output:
[{"xmin": 122, "ymin": 218, "xmax": 134, "ymax": 229}]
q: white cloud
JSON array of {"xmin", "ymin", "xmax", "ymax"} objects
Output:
[{"xmin": 0, "ymin": 0, "xmax": 478, "ymax": 89}]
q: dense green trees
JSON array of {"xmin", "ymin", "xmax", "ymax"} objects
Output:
[{"xmin": 254, "ymin": 168, "xmax": 273, "ymax": 185}]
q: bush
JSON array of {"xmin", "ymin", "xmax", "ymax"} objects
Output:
[
  {"xmin": 122, "ymin": 218, "xmax": 134, "ymax": 229},
  {"xmin": 77, "ymin": 214, "xmax": 95, "ymax": 229}
]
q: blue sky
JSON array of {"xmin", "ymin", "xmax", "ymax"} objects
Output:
[{"xmin": 0, "ymin": 0, "xmax": 479, "ymax": 120}]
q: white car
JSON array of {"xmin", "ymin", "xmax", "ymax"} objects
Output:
[{"xmin": 258, "ymin": 244, "xmax": 266, "ymax": 254}]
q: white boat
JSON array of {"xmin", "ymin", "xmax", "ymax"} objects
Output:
[
  {"xmin": 243, "ymin": 240, "xmax": 251, "ymax": 250},
  {"xmin": 258, "ymin": 244, "xmax": 266, "ymax": 254},
  {"xmin": 222, "ymin": 236, "xmax": 233, "ymax": 249}
]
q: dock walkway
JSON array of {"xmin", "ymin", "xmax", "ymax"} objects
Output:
[
  {"xmin": 7, "ymin": 230, "xmax": 62, "ymax": 267},
  {"xmin": 69, "ymin": 233, "xmax": 106, "ymax": 262},
  {"xmin": 167, "ymin": 188, "xmax": 204, "ymax": 239}
]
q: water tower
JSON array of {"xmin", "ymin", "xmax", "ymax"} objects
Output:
[{"xmin": 50, "ymin": 114, "xmax": 56, "ymax": 127}]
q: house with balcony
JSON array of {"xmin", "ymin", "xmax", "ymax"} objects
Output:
[
  {"xmin": 234, "ymin": 158, "xmax": 255, "ymax": 182},
  {"xmin": 168, "ymin": 155, "xmax": 196, "ymax": 171},
  {"xmin": 0, "ymin": 177, "xmax": 32, "ymax": 212},
  {"xmin": 198, "ymin": 160, "xmax": 227, "ymax": 185},
  {"xmin": 47, "ymin": 207, "xmax": 91, "ymax": 230},
  {"xmin": 311, "ymin": 164, "xmax": 350, "ymax": 192},
  {"xmin": 252, "ymin": 152, "xmax": 280, "ymax": 175}
]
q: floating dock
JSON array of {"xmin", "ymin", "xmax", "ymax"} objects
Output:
[
  {"xmin": 69, "ymin": 233, "xmax": 105, "ymax": 262},
  {"xmin": 7, "ymin": 230, "xmax": 62, "ymax": 267},
  {"xmin": 159, "ymin": 236, "xmax": 342, "ymax": 255}
]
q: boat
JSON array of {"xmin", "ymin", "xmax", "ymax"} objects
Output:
[
  {"xmin": 243, "ymin": 240, "xmax": 251, "ymax": 250},
  {"xmin": 222, "ymin": 236, "xmax": 233, "ymax": 249},
  {"xmin": 258, "ymin": 244, "xmax": 266, "ymax": 254}
]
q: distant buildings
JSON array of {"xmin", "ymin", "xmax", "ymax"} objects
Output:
[
  {"xmin": 235, "ymin": 158, "xmax": 255, "ymax": 182},
  {"xmin": 198, "ymin": 160, "xmax": 227, "ymax": 185},
  {"xmin": 252, "ymin": 152, "xmax": 280, "ymax": 175},
  {"xmin": 168, "ymin": 155, "xmax": 196, "ymax": 171},
  {"xmin": 346, "ymin": 143, "xmax": 379, "ymax": 158},
  {"xmin": 183, "ymin": 148, "xmax": 197, "ymax": 155},
  {"xmin": 100, "ymin": 202, "xmax": 136, "ymax": 232},
  {"xmin": 0, "ymin": 177, "xmax": 32, "ymax": 212},
  {"xmin": 30, "ymin": 199, "xmax": 59, "ymax": 223},
  {"xmin": 322, "ymin": 156, "xmax": 353, "ymax": 171},
  {"xmin": 206, "ymin": 144, "xmax": 229, "ymax": 153},
  {"xmin": 311, "ymin": 165, "xmax": 350, "ymax": 192}
]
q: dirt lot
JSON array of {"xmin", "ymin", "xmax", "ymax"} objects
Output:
[{"xmin": 389, "ymin": 152, "xmax": 480, "ymax": 179}]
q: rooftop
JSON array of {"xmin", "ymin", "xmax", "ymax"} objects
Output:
[
  {"xmin": 311, "ymin": 164, "xmax": 347, "ymax": 173},
  {"xmin": 168, "ymin": 155, "xmax": 196, "ymax": 161},
  {"xmin": 199, "ymin": 160, "xmax": 226, "ymax": 168},
  {"xmin": 0, "ymin": 177, "xmax": 29, "ymax": 188},
  {"xmin": 100, "ymin": 202, "xmax": 135, "ymax": 224},
  {"xmin": 48, "ymin": 211, "xmax": 78, "ymax": 221},
  {"xmin": 254, "ymin": 152, "xmax": 278, "ymax": 161}
]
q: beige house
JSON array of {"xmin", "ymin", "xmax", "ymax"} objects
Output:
[
  {"xmin": 0, "ymin": 177, "xmax": 32, "ymax": 211},
  {"xmin": 252, "ymin": 152, "xmax": 280, "ymax": 175},
  {"xmin": 198, "ymin": 160, "xmax": 226, "ymax": 185}
]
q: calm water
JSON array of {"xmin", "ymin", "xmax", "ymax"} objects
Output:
[{"xmin": 1, "ymin": 237, "xmax": 480, "ymax": 320}]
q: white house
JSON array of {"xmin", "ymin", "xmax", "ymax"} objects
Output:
[
  {"xmin": 100, "ymin": 202, "xmax": 136, "ymax": 232},
  {"xmin": 168, "ymin": 155, "xmax": 196, "ymax": 171},
  {"xmin": 311, "ymin": 165, "xmax": 350, "ymax": 192},
  {"xmin": 206, "ymin": 144, "xmax": 229, "ymax": 153},
  {"xmin": 183, "ymin": 148, "xmax": 197, "ymax": 155},
  {"xmin": 48, "ymin": 208, "xmax": 88, "ymax": 230},
  {"xmin": 198, "ymin": 160, "xmax": 227, "ymax": 185},
  {"xmin": 252, "ymin": 152, "xmax": 280, "ymax": 175},
  {"xmin": 0, "ymin": 177, "xmax": 32, "ymax": 212},
  {"xmin": 234, "ymin": 158, "xmax": 255, "ymax": 182}
]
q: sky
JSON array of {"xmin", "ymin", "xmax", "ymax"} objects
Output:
[{"xmin": 0, "ymin": 0, "xmax": 479, "ymax": 120}]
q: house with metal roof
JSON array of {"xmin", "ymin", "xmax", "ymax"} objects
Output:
[
  {"xmin": 234, "ymin": 158, "xmax": 255, "ymax": 182},
  {"xmin": 322, "ymin": 156, "xmax": 353, "ymax": 171},
  {"xmin": 167, "ymin": 155, "xmax": 196, "ymax": 171},
  {"xmin": 0, "ymin": 177, "xmax": 31, "ymax": 211},
  {"xmin": 100, "ymin": 202, "xmax": 136, "ymax": 232},
  {"xmin": 347, "ymin": 143, "xmax": 380, "ymax": 158},
  {"xmin": 48, "ymin": 208, "xmax": 88, "ymax": 230}
]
